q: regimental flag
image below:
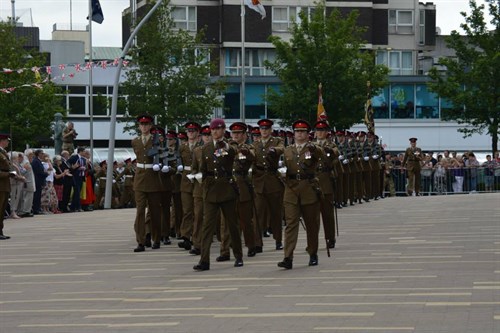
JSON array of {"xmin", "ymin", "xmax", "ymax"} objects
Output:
[
  {"xmin": 317, "ymin": 83, "xmax": 328, "ymax": 123},
  {"xmin": 364, "ymin": 81, "xmax": 375, "ymax": 133},
  {"xmin": 87, "ymin": 0, "xmax": 104, "ymax": 24},
  {"xmin": 244, "ymin": 0, "xmax": 266, "ymax": 19}
]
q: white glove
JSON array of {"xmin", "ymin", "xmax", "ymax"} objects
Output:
[
  {"xmin": 364, "ymin": 156, "xmax": 369, "ymax": 161},
  {"xmin": 161, "ymin": 165, "xmax": 170, "ymax": 173},
  {"xmin": 186, "ymin": 174, "xmax": 195, "ymax": 183},
  {"xmin": 177, "ymin": 165, "xmax": 184, "ymax": 172},
  {"xmin": 278, "ymin": 167, "xmax": 287, "ymax": 177},
  {"xmin": 194, "ymin": 172, "xmax": 203, "ymax": 184},
  {"xmin": 342, "ymin": 159, "xmax": 349, "ymax": 165},
  {"xmin": 372, "ymin": 154, "xmax": 379, "ymax": 160},
  {"xmin": 339, "ymin": 155, "xmax": 344, "ymax": 160},
  {"xmin": 112, "ymin": 179, "xmax": 116, "ymax": 183},
  {"xmin": 278, "ymin": 160, "xmax": 284, "ymax": 167},
  {"xmin": 153, "ymin": 164, "xmax": 161, "ymax": 172}
]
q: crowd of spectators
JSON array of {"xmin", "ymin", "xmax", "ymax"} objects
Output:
[{"xmin": 385, "ymin": 150, "xmax": 500, "ymax": 195}]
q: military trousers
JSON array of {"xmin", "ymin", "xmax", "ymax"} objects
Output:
[
  {"xmin": 407, "ymin": 168, "xmax": 421, "ymax": 194},
  {"xmin": 134, "ymin": 190, "xmax": 162, "ymax": 245},
  {"xmin": 283, "ymin": 200, "xmax": 320, "ymax": 260},
  {"xmin": 200, "ymin": 198, "xmax": 242, "ymax": 264},
  {"xmin": 160, "ymin": 190, "xmax": 172, "ymax": 239},
  {"xmin": 192, "ymin": 195, "xmax": 204, "ymax": 249},
  {"xmin": 170, "ymin": 192, "xmax": 182, "ymax": 235},
  {"xmin": 180, "ymin": 191, "xmax": 195, "ymax": 240},
  {"xmin": 0, "ymin": 191, "xmax": 8, "ymax": 234},
  {"xmin": 319, "ymin": 193, "xmax": 336, "ymax": 242},
  {"xmin": 120, "ymin": 186, "xmax": 135, "ymax": 207},
  {"xmin": 255, "ymin": 190, "xmax": 283, "ymax": 245},
  {"xmin": 237, "ymin": 199, "xmax": 256, "ymax": 250}
]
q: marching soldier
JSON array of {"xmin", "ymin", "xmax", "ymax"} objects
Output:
[
  {"xmin": 189, "ymin": 125, "xmax": 212, "ymax": 255},
  {"xmin": 178, "ymin": 122, "xmax": 203, "ymax": 251},
  {"xmin": 252, "ymin": 119, "xmax": 285, "ymax": 253},
  {"xmin": 119, "ymin": 158, "xmax": 135, "ymax": 208},
  {"xmin": 336, "ymin": 131, "xmax": 350, "ymax": 207},
  {"xmin": 230, "ymin": 122, "xmax": 257, "ymax": 257},
  {"xmin": 166, "ymin": 130, "xmax": 183, "ymax": 238},
  {"xmin": 278, "ymin": 120, "xmax": 323, "ymax": 269},
  {"xmin": 402, "ymin": 137, "xmax": 423, "ymax": 196},
  {"xmin": 367, "ymin": 132, "xmax": 382, "ymax": 199},
  {"xmin": 359, "ymin": 131, "xmax": 372, "ymax": 201},
  {"xmin": 193, "ymin": 118, "xmax": 243, "ymax": 271},
  {"xmin": 94, "ymin": 160, "xmax": 108, "ymax": 209},
  {"xmin": 131, "ymin": 114, "xmax": 163, "ymax": 252},
  {"xmin": 313, "ymin": 121, "xmax": 337, "ymax": 249}
]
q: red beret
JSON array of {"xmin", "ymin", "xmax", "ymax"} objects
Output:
[
  {"xmin": 292, "ymin": 120, "xmax": 311, "ymax": 131},
  {"xmin": 229, "ymin": 122, "xmax": 247, "ymax": 132},
  {"xmin": 251, "ymin": 128, "xmax": 261, "ymax": 136},
  {"xmin": 178, "ymin": 132, "xmax": 187, "ymax": 139},
  {"xmin": 136, "ymin": 114, "xmax": 154, "ymax": 124},
  {"xmin": 166, "ymin": 130, "xmax": 177, "ymax": 139},
  {"xmin": 210, "ymin": 118, "xmax": 226, "ymax": 129},
  {"xmin": 184, "ymin": 121, "xmax": 201, "ymax": 131},
  {"xmin": 335, "ymin": 131, "xmax": 345, "ymax": 136},
  {"xmin": 201, "ymin": 125, "xmax": 211, "ymax": 135},
  {"xmin": 257, "ymin": 119, "xmax": 274, "ymax": 128},
  {"xmin": 314, "ymin": 120, "xmax": 330, "ymax": 130},
  {"xmin": 150, "ymin": 126, "xmax": 165, "ymax": 136}
]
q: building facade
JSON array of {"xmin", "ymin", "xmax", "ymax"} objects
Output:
[{"xmin": 25, "ymin": 1, "xmax": 491, "ymax": 152}]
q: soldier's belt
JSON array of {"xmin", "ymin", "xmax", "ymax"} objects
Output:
[
  {"xmin": 317, "ymin": 167, "xmax": 332, "ymax": 173},
  {"xmin": 287, "ymin": 174, "xmax": 315, "ymax": 180},
  {"xmin": 204, "ymin": 171, "xmax": 232, "ymax": 178},
  {"xmin": 99, "ymin": 177, "xmax": 106, "ymax": 180},
  {"xmin": 184, "ymin": 166, "xmax": 192, "ymax": 171},
  {"xmin": 254, "ymin": 165, "xmax": 277, "ymax": 173},
  {"xmin": 136, "ymin": 163, "xmax": 153, "ymax": 169},
  {"xmin": 125, "ymin": 175, "xmax": 133, "ymax": 178}
]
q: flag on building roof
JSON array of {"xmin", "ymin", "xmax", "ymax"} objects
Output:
[
  {"xmin": 87, "ymin": 0, "xmax": 104, "ymax": 24},
  {"xmin": 364, "ymin": 81, "xmax": 375, "ymax": 133},
  {"xmin": 244, "ymin": 0, "xmax": 266, "ymax": 19},
  {"xmin": 317, "ymin": 83, "xmax": 328, "ymax": 123}
]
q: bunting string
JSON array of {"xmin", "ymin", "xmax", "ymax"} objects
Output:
[{"xmin": 0, "ymin": 59, "xmax": 130, "ymax": 94}]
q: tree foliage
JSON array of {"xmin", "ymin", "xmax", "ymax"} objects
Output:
[
  {"xmin": 0, "ymin": 22, "xmax": 64, "ymax": 151},
  {"xmin": 428, "ymin": 0, "xmax": 500, "ymax": 153},
  {"xmin": 265, "ymin": 0, "xmax": 389, "ymax": 128},
  {"xmin": 121, "ymin": 0, "xmax": 225, "ymax": 133}
]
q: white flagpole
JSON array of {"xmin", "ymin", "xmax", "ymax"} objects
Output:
[
  {"xmin": 240, "ymin": 0, "xmax": 246, "ymax": 122},
  {"xmin": 104, "ymin": 0, "xmax": 164, "ymax": 208},
  {"xmin": 88, "ymin": 0, "xmax": 94, "ymax": 163}
]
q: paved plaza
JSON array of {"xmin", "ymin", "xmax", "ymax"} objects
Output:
[{"xmin": 1, "ymin": 193, "xmax": 499, "ymax": 333}]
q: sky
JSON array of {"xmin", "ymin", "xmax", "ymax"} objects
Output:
[{"xmin": 0, "ymin": 0, "xmax": 494, "ymax": 47}]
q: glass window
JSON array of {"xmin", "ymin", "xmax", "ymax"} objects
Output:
[
  {"xmin": 225, "ymin": 49, "xmax": 276, "ymax": 76},
  {"xmin": 245, "ymin": 85, "xmax": 265, "ymax": 119},
  {"xmin": 390, "ymin": 84, "xmax": 414, "ymax": 119},
  {"xmin": 416, "ymin": 84, "xmax": 438, "ymax": 119},
  {"xmin": 68, "ymin": 96, "xmax": 86, "ymax": 115},
  {"xmin": 272, "ymin": 7, "xmax": 301, "ymax": 31},
  {"xmin": 388, "ymin": 10, "xmax": 414, "ymax": 34},
  {"xmin": 419, "ymin": 10, "xmax": 425, "ymax": 45},
  {"xmin": 92, "ymin": 95, "xmax": 108, "ymax": 116},
  {"xmin": 68, "ymin": 86, "xmax": 86, "ymax": 94},
  {"xmin": 223, "ymin": 84, "xmax": 240, "ymax": 119},
  {"xmin": 172, "ymin": 6, "xmax": 196, "ymax": 31},
  {"xmin": 373, "ymin": 87, "xmax": 389, "ymax": 119},
  {"xmin": 387, "ymin": 51, "xmax": 413, "ymax": 75}
]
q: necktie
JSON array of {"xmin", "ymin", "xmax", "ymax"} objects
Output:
[
  {"xmin": 297, "ymin": 145, "xmax": 302, "ymax": 154},
  {"xmin": 142, "ymin": 136, "xmax": 147, "ymax": 145}
]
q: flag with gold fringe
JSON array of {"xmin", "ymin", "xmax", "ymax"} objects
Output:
[
  {"xmin": 364, "ymin": 81, "xmax": 375, "ymax": 133},
  {"xmin": 317, "ymin": 83, "xmax": 328, "ymax": 123}
]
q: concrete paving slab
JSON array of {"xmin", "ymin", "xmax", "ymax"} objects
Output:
[{"xmin": 0, "ymin": 193, "xmax": 499, "ymax": 332}]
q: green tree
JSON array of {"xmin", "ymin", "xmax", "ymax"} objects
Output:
[
  {"xmin": 428, "ymin": 0, "xmax": 500, "ymax": 153},
  {"xmin": 121, "ymin": 0, "xmax": 224, "ymax": 133},
  {"xmin": 265, "ymin": 1, "xmax": 389, "ymax": 128},
  {"xmin": 0, "ymin": 22, "xmax": 64, "ymax": 150}
]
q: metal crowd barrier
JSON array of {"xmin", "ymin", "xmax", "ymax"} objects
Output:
[{"xmin": 385, "ymin": 166, "xmax": 500, "ymax": 196}]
